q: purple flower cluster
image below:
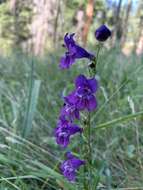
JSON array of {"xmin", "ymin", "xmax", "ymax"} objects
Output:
[
  {"xmin": 55, "ymin": 74, "xmax": 98, "ymax": 148},
  {"xmin": 55, "ymin": 26, "xmax": 111, "ymax": 182},
  {"xmin": 55, "ymin": 74, "xmax": 98, "ymax": 181}
]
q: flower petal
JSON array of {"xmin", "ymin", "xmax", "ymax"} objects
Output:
[
  {"xmin": 75, "ymin": 75, "xmax": 87, "ymax": 88},
  {"xmin": 76, "ymin": 98, "xmax": 86, "ymax": 110},
  {"xmin": 68, "ymin": 124, "xmax": 82, "ymax": 135},
  {"xmin": 88, "ymin": 78, "xmax": 98, "ymax": 93},
  {"xmin": 64, "ymin": 33, "xmax": 75, "ymax": 49},
  {"xmin": 60, "ymin": 152, "xmax": 85, "ymax": 182},
  {"xmin": 66, "ymin": 91, "xmax": 77, "ymax": 104},
  {"xmin": 71, "ymin": 159, "xmax": 85, "ymax": 169},
  {"xmin": 63, "ymin": 168, "xmax": 76, "ymax": 182},
  {"xmin": 74, "ymin": 44, "xmax": 94, "ymax": 59},
  {"xmin": 87, "ymin": 95, "xmax": 97, "ymax": 111},
  {"xmin": 59, "ymin": 54, "xmax": 75, "ymax": 69},
  {"xmin": 56, "ymin": 133, "xmax": 70, "ymax": 148}
]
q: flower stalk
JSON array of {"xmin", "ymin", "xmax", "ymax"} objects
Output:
[
  {"xmin": 54, "ymin": 24, "xmax": 111, "ymax": 186},
  {"xmin": 86, "ymin": 113, "xmax": 92, "ymax": 190}
]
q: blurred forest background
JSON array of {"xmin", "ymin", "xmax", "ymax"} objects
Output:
[
  {"xmin": 0, "ymin": 0, "xmax": 142, "ymax": 55},
  {"xmin": 0, "ymin": 0, "xmax": 143, "ymax": 189}
]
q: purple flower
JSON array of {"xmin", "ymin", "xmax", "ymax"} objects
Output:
[
  {"xmin": 75, "ymin": 75, "xmax": 98, "ymax": 93},
  {"xmin": 60, "ymin": 96, "xmax": 80, "ymax": 121},
  {"xmin": 60, "ymin": 33, "xmax": 95, "ymax": 69},
  {"xmin": 95, "ymin": 25, "xmax": 111, "ymax": 41},
  {"xmin": 55, "ymin": 116, "xmax": 82, "ymax": 148},
  {"xmin": 60, "ymin": 152, "xmax": 85, "ymax": 182},
  {"xmin": 67, "ymin": 75, "xmax": 98, "ymax": 111}
]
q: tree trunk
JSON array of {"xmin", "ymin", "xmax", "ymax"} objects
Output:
[
  {"xmin": 30, "ymin": 0, "xmax": 57, "ymax": 55},
  {"xmin": 133, "ymin": 1, "xmax": 143, "ymax": 54},
  {"xmin": 72, "ymin": 5, "xmax": 85, "ymax": 41},
  {"xmin": 136, "ymin": 28, "xmax": 143, "ymax": 55},
  {"xmin": 9, "ymin": 0, "xmax": 32, "ymax": 52},
  {"xmin": 115, "ymin": 0, "xmax": 123, "ymax": 41},
  {"xmin": 9, "ymin": 0, "xmax": 20, "ymax": 47},
  {"xmin": 82, "ymin": 0, "xmax": 94, "ymax": 46},
  {"xmin": 53, "ymin": 0, "xmax": 61, "ymax": 48},
  {"xmin": 135, "ymin": 16, "xmax": 143, "ymax": 54},
  {"xmin": 121, "ymin": 0, "xmax": 132, "ymax": 46},
  {"xmin": 9, "ymin": 0, "xmax": 17, "ymax": 12}
]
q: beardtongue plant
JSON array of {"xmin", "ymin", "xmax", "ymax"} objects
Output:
[{"xmin": 55, "ymin": 25, "xmax": 111, "ymax": 189}]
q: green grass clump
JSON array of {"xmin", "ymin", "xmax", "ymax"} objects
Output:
[{"xmin": 0, "ymin": 49, "xmax": 143, "ymax": 189}]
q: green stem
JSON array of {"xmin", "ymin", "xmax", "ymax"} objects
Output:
[
  {"xmin": 83, "ymin": 113, "xmax": 92, "ymax": 190},
  {"xmin": 83, "ymin": 120, "xmax": 88, "ymax": 190},
  {"xmin": 89, "ymin": 43, "xmax": 102, "ymax": 77},
  {"xmin": 87, "ymin": 113, "xmax": 92, "ymax": 190},
  {"xmin": 83, "ymin": 165, "xmax": 88, "ymax": 190},
  {"xmin": 83, "ymin": 43, "xmax": 102, "ymax": 190},
  {"xmin": 96, "ymin": 43, "xmax": 102, "ymax": 66}
]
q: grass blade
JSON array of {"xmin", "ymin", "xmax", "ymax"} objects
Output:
[
  {"xmin": 22, "ymin": 79, "xmax": 41, "ymax": 138},
  {"xmin": 94, "ymin": 111, "xmax": 143, "ymax": 130}
]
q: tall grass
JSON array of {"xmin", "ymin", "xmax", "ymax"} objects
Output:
[{"xmin": 0, "ymin": 49, "xmax": 143, "ymax": 189}]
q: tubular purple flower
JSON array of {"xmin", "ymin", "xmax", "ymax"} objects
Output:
[
  {"xmin": 75, "ymin": 75, "xmax": 98, "ymax": 93},
  {"xmin": 60, "ymin": 96, "xmax": 80, "ymax": 121},
  {"xmin": 66, "ymin": 75, "xmax": 98, "ymax": 111},
  {"xmin": 60, "ymin": 152, "xmax": 85, "ymax": 182},
  {"xmin": 60, "ymin": 33, "xmax": 95, "ymax": 69},
  {"xmin": 95, "ymin": 24, "xmax": 111, "ymax": 42},
  {"xmin": 55, "ymin": 116, "xmax": 82, "ymax": 148},
  {"xmin": 75, "ymin": 91, "xmax": 97, "ymax": 111}
]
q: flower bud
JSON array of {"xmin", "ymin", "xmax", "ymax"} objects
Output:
[{"xmin": 95, "ymin": 24, "xmax": 111, "ymax": 42}]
